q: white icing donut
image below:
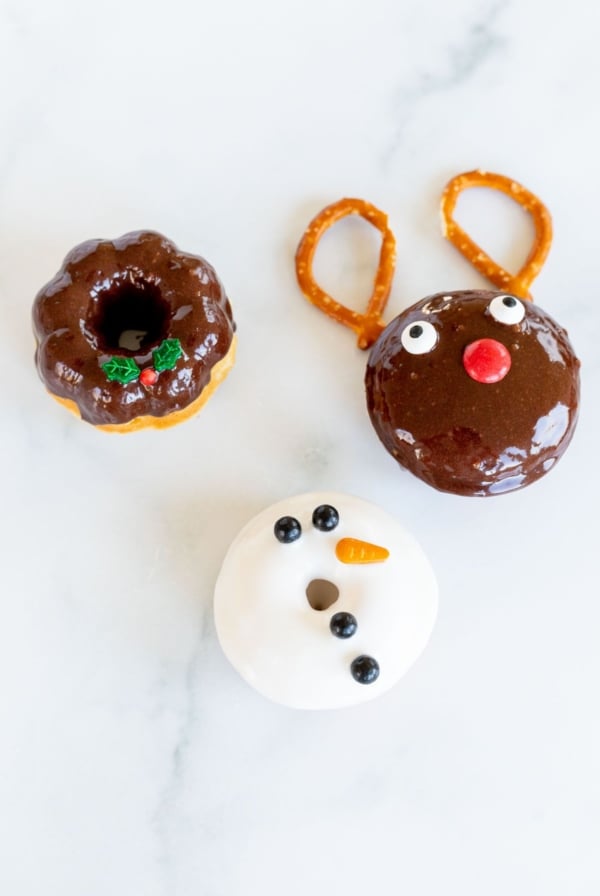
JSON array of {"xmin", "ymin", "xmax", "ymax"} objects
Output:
[{"xmin": 214, "ymin": 492, "xmax": 438, "ymax": 710}]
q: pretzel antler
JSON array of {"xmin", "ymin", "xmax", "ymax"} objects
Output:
[
  {"xmin": 295, "ymin": 198, "xmax": 396, "ymax": 350},
  {"xmin": 441, "ymin": 170, "xmax": 553, "ymax": 301}
]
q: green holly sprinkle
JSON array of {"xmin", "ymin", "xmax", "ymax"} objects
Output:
[
  {"xmin": 153, "ymin": 338, "xmax": 183, "ymax": 372},
  {"xmin": 102, "ymin": 356, "xmax": 141, "ymax": 384}
]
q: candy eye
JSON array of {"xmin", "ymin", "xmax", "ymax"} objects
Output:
[
  {"xmin": 312, "ymin": 505, "xmax": 339, "ymax": 532},
  {"xmin": 488, "ymin": 294, "xmax": 526, "ymax": 325},
  {"xmin": 400, "ymin": 320, "xmax": 438, "ymax": 354},
  {"xmin": 274, "ymin": 516, "xmax": 302, "ymax": 543}
]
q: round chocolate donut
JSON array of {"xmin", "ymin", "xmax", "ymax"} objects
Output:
[
  {"xmin": 33, "ymin": 230, "xmax": 236, "ymax": 431},
  {"xmin": 365, "ymin": 290, "xmax": 580, "ymax": 497}
]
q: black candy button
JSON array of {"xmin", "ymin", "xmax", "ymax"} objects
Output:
[
  {"xmin": 274, "ymin": 516, "xmax": 302, "ymax": 543},
  {"xmin": 350, "ymin": 655, "xmax": 380, "ymax": 684},
  {"xmin": 330, "ymin": 612, "xmax": 357, "ymax": 639},
  {"xmin": 312, "ymin": 504, "xmax": 339, "ymax": 531}
]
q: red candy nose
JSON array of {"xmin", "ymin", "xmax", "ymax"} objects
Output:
[{"xmin": 463, "ymin": 338, "xmax": 511, "ymax": 384}]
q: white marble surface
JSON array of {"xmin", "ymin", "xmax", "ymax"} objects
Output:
[{"xmin": 1, "ymin": 0, "xmax": 600, "ymax": 893}]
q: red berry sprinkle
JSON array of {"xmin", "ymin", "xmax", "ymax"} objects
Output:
[
  {"xmin": 140, "ymin": 368, "xmax": 158, "ymax": 387},
  {"xmin": 463, "ymin": 338, "xmax": 511, "ymax": 384}
]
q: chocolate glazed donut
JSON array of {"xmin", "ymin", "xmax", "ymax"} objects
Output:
[
  {"xmin": 295, "ymin": 173, "xmax": 581, "ymax": 497},
  {"xmin": 365, "ymin": 290, "xmax": 580, "ymax": 496},
  {"xmin": 33, "ymin": 231, "xmax": 236, "ymax": 431}
]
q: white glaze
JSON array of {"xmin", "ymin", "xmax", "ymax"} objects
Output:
[{"xmin": 214, "ymin": 492, "xmax": 438, "ymax": 709}]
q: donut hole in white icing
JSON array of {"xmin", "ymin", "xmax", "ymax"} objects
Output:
[
  {"xmin": 91, "ymin": 276, "xmax": 171, "ymax": 353},
  {"xmin": 306, "ymin": 579, "xmax": 339, "ymax": 612}
]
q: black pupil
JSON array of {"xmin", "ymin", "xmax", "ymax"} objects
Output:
[
  {"xmin": 274, "ymin": 516, "xmax": 301, "ymax": 543},
  {"xmin": 409, "ymin": 324, "xmax": 423, "ymax": 338},
  {"xmin": 502, "ymin": 296, "xmax": 517, "ymax": 308},
  {"xmin": 312, "ymin": 504, "xmax": 339, "ymax": 531}
]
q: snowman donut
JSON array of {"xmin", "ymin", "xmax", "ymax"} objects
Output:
[
  {"xmin": 296, "ymin": 171, "xmax": 580, "ymax": 497},
  {"xmin": 214, "ymin": 492, "xmax": 437, "ymax": 709}
]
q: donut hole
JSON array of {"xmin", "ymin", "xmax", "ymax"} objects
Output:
[
  {"xmin": 93, "ymin": 277, "xmax": 171, "ymax": 353},
  {"xmin": 306, "ymin": 579, "xmax": 339, "ymax": 612}
]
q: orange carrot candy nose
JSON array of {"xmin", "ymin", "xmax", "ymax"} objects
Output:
[{"xmin": 335, "ymin": 538, "xmax": 390, "ymax": 564}]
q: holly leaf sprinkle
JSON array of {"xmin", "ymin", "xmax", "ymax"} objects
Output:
[
  {"xmin": 153, "ymin": 338, "xmax": 183, "ymax": 372},
  {"xmin": 102, "ymin": 356, "xmax": 141, "ymax": 384}
]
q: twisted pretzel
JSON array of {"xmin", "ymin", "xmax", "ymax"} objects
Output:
[
  {"xmin": 441, "ymin": 170, "xmax": 552, "ymax": 300},
  {"xmin": 295, "ymin": 198, "xmax": 395, "ymax": 350}
]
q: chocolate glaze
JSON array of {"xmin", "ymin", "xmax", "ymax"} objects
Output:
[
  {"xmin": 33, "ymin": 231, "xmax": 235, "ymax": 426},
  {"xmin": 365, "ymin": 290, "xmax": 580, "ymax": 496}
]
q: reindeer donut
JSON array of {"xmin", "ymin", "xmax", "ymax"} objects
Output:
[{"xmin": 296, "ymin": 172, "xmax": 580, "ymax": 497}]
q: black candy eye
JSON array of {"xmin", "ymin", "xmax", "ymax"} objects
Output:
[
  {"xmin": 274, "ymin": 516, "xmax": 302, "ymax": 543},
  {"xmin": 330, "ymin": 612, "xmax": 357, "ymax": 639},
  {"xmin": 350, "ymin": 655, "xmax": 380, "ymax": 684},
  {"xmin": 312, "ymin": 504, "xmax": 339, "ymax": 531}
]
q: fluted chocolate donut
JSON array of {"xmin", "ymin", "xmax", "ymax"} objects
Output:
[{"xmin": 33, "ymin": 230, "xmax": 236, "ymax": 432}]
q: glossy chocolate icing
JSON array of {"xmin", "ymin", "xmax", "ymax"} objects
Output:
[
  {"xmin": 365, "ymin": 290, "xmax": 580, "ymax": 496},
  {"xmin": 33, "ymin": 231, "xmax": 235, "ymax": 426}
]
